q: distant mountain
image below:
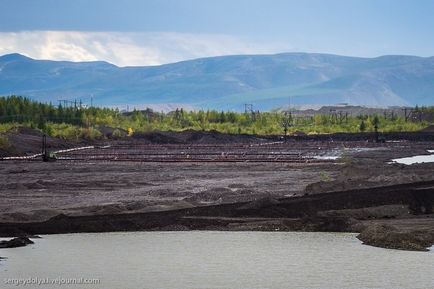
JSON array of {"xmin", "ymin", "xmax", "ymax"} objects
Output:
[{"xmin": 0, "ymin": 52, "xmax": 433, "ymax": 111}]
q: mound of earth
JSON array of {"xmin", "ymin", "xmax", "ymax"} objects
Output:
[
  {"xmin": 420, "ymin": 125, "xmax": 434, "ymax": 132},
  {"xmin": 357, "ymin": 223, "xmax": 434, "ymax": 251},
  {"xmin": 132, "ymin": 129, "xmax": 267, "ymax": 144},
  {"xmin": 97, "ymin": 125, "xmax": 128, "ymax": 139},
  {"xmin": 0, "ymin": 236, "xmax": 34, "ymax": 248},
  {"xmin": 1, "ymin": 127, "xmax": 75, "ymax": 157}
]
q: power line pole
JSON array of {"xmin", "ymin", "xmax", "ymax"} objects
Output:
[{"xmin": 244, "ymin": 104, "xmax": 253, "ymax": 114}]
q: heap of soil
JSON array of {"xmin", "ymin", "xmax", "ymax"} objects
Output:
[
  {"xmin": 2, "ymin": 126, "xmax": 433, "ymax": 157},
  {"xmin": 132, "ymin": 129, "xmax": 266, "ymax": 144},
  {"xmin": 420, "ymin": 125, "xmax": 434, "ymax": 132},
  {"xmin": 0, "ymin": 236, "xmax": 34, "ymax": 248},
  {"xmin": 0, "ymin": 127, "xmax": 96, "ymax": 157},
  {"xmin": 97, "ymin": 126, "xmax": 128, "ymax": 138},
  {"xmin": 357, "ymin": 224, "xmax": 434, "ymax": 251},
  {"xmin": 0, "ymin": 128, "xmax": 75, "ymax": 157}
]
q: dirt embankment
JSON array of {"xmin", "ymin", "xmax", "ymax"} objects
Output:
[
  {"xmin": 0, "ymin": 128, "xmax": 85, "ymax": 157},
  {"xmin": 2, "ymin": 127, "xmax": 434, "ymax": 157},
  {"xmin": 357, "ymin": 224, "xmax": 434, "ymax": 251},
  {"xmin": 134, "ymin": 129, "xmax": 434, "ymax": 143},
  {"xmin": 132, "ymin": 129, "xmax": 268, "ymax": 144},
  {"xmin": 1, "ymin": 180, "xmax": 433, "ymax": 250},
  {"xmin": 0, "ymin": 237, "xmax": 34, "ymax": 249},
  {"xmin": 0, "ymin": 128, "xmax": 269, "ymax": 157}
]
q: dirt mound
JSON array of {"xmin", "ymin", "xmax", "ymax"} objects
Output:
[
  {"xmin": 1, "ymin": 128, "xmax": 77, "ymax": 157},
  {"xmin": 420, "ymin": 125, "xmax": 434, "ymax": 132},
  {"xmin": 0, "ymin": 237, "xmax": 34, "ymax": 248},
  {"xmin": 16, "ymin": 127, "xmax": 44, "ymax": 136},
  {"xmin": 133, "ymin": 129, "xmax": 267, "ymax": 144},
  {"xmin": 357, "ymin": 223, "xmax": 434, "ymax": 251},
  {"xmin": 133, "ymin": 131, "xmax": 183, "ymax": 144},
  {"xmin": 98, "ymin": 126, "xmax": 128, "ymax": 138}
]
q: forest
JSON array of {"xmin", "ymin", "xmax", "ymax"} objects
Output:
[{"xmin": 0, "ymin": 96, "xmax": 431, "ymax": 140}]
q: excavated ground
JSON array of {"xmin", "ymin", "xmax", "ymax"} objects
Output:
[{"xmin": 0, "ymin": 130, "xmax": 433, "ymax": 250}]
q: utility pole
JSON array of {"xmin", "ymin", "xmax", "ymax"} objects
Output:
[
  {"xmin": 281, "ymin": 111, "xmax": 293, "ymax": 142},
  {"xmin": 244, "ymin": 104, "xmax": 253, "ymax": 114},
  {"xmin": 244, "ymin": 104, "xmax": 256, "ymax": 120},
  {"xmin": 402, "ymin": 107, "xmax": 413, "ymax": 122}
]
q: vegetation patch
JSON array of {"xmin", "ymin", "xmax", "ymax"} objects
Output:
[
  {"xmin": 0, "ymin": 95, "xmax": 432, "ymax": 139},
  {"xmin": 0, "ymin": 135, "xmax": 11, "ymax": 150}
]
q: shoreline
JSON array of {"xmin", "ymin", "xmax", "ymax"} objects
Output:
[{"xmin": 1, "ymin": 180, "xmax": 433, "ymax": 251}]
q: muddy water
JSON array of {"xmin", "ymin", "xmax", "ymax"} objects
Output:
[{"xmin": 1, "ymin": 232, "xmax": 433, "ymax": 289}]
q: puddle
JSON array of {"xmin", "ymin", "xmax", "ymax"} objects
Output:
[
  {"xmin": 312, "ymin": 147, "xmax": 386, "ymax": 161},
  {"xmin": 391, "ymin": 150, "xmax": 434, "ymax": 165},
  {"xmin": 346, "ymin": 147, "xmax": 388, "ymax": 153},
  {"xmin": 313, "ymin": 156, "xmax": 340, "ymax": 160}
]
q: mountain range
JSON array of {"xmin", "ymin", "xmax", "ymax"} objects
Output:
[{"xmin": 0, "ymin": 52, "xmax": 433, "ymax": 111}]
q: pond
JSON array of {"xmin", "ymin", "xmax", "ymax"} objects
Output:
[{"xmin": 1, "ymin": 232, "xmax": 433, "ymax": 289}]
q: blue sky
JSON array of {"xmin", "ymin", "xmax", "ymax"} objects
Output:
[{"xmin": 0, "ymin": 0, "xmax": 433, "ymax": 66}]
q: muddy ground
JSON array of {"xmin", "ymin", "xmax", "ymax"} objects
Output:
[
  {"xmin": 0, "ymin": 130, "xmax": 433, "ymax": 250},
  {"xmin": 0, "ymin": 137, "xmax": 432, "ymax": 222},
  {"xmin": 0, "ymin": 161, "xmax": 330, "ymax": 222}
]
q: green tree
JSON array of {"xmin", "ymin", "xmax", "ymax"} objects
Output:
[{"xmin": 359, "ymin": 120, "xmax": 366, "ymax": 132}]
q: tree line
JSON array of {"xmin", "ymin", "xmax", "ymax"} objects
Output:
[{"xmin": 0, "ymin": 95, "xmax": 430, "ymax": 140}]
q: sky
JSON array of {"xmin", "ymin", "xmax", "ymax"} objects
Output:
[{"xmin": 0, "ymin": 0, "xmax": 433, "ymax": 66}]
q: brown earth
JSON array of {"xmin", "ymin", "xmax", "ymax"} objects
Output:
[
  {"xmin": 0, "ymin": 161, "xmax": 333, "ymax": 222},
  {"xmin": 357, "ymin": 222, "xmax": 434, "ymax": 251}
]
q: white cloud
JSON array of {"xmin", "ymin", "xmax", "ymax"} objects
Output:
[{"xmin": 0, "ymin": 31, "xmax": 292, "ymax": 66}]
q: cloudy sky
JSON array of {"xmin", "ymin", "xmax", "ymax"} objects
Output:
[{"xmin": 1, "ymin": 0, "xmax": 433, "ymax": 66}]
